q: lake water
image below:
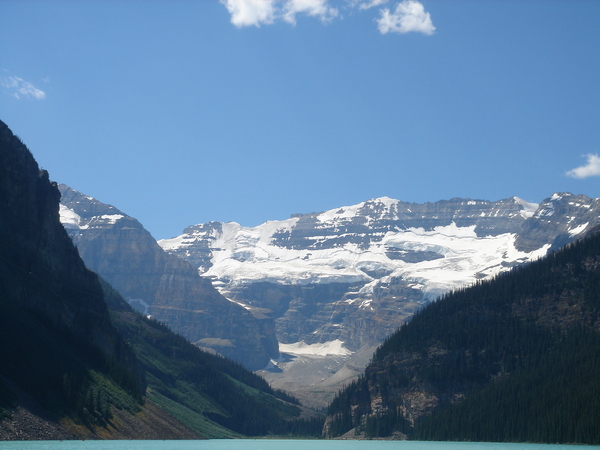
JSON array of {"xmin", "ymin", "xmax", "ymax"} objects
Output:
[{"xmin": 0, "ymin": 441, "xmax": 597, "ymax": 450}]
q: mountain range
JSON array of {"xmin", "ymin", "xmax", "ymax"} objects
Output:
[
  {"xmin": 59, "ymin": 182, "xmax": 600, "ymax": 406},
  {"xmin": 157, "ymin": 192, "xmax": 600, "ymax": 405}
]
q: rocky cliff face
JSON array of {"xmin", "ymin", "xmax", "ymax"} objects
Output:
[
  {"xmin": 0, "ymin": 120, "xmax": 144, "ymax": 420},
  {"xmin": 515, "ymin": 193, "xmax": 600, "ymax": 252},
  {"xmin": 59, "ymin": 186, "xmax": 279, "ymax": 370}
]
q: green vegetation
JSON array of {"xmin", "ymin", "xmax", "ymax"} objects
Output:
[
  {"xmin": 326, "ymin": 230, "xmax": 600, "ymax": 444},
  {"xmin": 147, "ymin": 389, "xmax": 240, "ymax": 439},
  {"xmin": 414, "ymin": 327, "xmax": 600, "ymax": 443},
  {"xmin": 103, "ymin": 281, "xmax": 323, "ymax": 437},
  {"xmin": 0, "ymin": 286, "xmax": 143, "ymax": 426}
]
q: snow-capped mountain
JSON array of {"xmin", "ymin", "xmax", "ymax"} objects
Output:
[
  {"xmin": 59, "ymin": 185, "xmax": 279, "ymax": 370},
  {"xmin": 160, "ymin": 194, "xmax": 598, "ymax": 347},
  {"xmin": 157, "ymin": 193, "xmax": 600, "ymax": 404},
  {"xmin": 59, "ymin": 188, "xmax": 600, "ymax": 407}
]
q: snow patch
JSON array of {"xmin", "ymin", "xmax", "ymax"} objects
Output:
[
  {"xmin": 59, "ymin": 205, "xmax": 81, "ymax": 228},
  {"xmin": 158, "ymin": 234, "xmax": 189, "ymax": 250},
  {"xmin": 58, "ymin": 207, "xmax": 124, "ymax": 230},
  {"xmin": 514, "ymin": 197, "xmax": 539, "ymax": 219},
  {"xmin": 98, "ymin": 214, "xmax": 123, "ymax": 224},
  {"xmin": 279, "ymin": 340, "xmax": 352, "ymax": 356},
  {"xmin": 569, "ymin": 222, "xmax": 589, "ymax": 236}
]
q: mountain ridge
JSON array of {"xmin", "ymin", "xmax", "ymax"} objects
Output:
[{"xmin": 159, "ymin": 193, "xmax": 599, "ymax": 347}]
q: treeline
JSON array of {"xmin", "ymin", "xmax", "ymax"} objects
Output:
[{"xmin": 326, "ymin": 230, "xmax": 600, "ymax": 444}]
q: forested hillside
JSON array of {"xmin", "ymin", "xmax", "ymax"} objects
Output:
[{"xmin": 325, "ymin": 227, "xmax": 600, "ymax": 443}]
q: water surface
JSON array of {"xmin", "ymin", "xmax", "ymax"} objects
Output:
[{"xmin": 0, "ymin": 440, "xmax": 597, "ymax": 450}]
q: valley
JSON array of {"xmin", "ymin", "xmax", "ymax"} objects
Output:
[{"xmin": 2, "ymin": 116, "xmax": 600, "ymax": 443}]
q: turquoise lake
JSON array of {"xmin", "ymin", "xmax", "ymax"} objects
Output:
[{"xmin": 0, "ymin": 441, "xmax": 597, "ymax": 450}]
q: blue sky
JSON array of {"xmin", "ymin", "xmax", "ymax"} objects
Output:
[{"xmin": 1, "ymin": 0, "xmax": 599, "ymax": 239}]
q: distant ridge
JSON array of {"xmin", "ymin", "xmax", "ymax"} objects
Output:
[{"xmin": 59, "ymin": 184, "xmax": 279, "ymax": 370}]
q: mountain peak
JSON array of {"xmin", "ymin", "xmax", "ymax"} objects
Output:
[{"xmin": 512, "ymin": 196, "xmax": 539, "ymax": 218}]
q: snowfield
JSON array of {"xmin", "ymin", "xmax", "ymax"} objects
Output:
[
  {"xmin": 278, "ymin": 339, "xmax": 352, "ymax": 357},
  {"xmin": 59, "ymin": 204, "xmax": 124, "ymax": 229},
  {"xmin": 160, "ymin": 218, "xmax": 549, "ymax": 300}
]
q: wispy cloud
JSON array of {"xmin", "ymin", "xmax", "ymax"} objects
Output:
[
  {"xmin": 377, "ymin": 0, "xmax": 435, "ymax": 35},
  {"xmin": 1, "ymin": 72, "xmax": 46, "ymax": 100},
  {"xmin": 354, "ymin": 0, "xmax": 389, "ymax": 10},
  {"xmin": 220, "ymin": 0, "xmax": 435, "ymax": 35},
  {"xmin": 566, "ymin": 154, "xmax": 600, "ymax": 179}
]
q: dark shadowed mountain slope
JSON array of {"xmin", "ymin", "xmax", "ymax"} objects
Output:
[
  {"xmin": 59, "ymin": 185, "xmax": 279, "ymax": 370},
  {"xmin": 0, "ymin": 119, "xmax": 145, "ymax": 433},
  {"xmin": 0, "ymin": 120, "xmax": 318, "ymax": 439},
  {"xmin": 324, "ymin": 228, "xmax": 600, "ymax": 443}
]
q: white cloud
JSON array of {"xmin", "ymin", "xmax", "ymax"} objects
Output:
[
  {"xmin": 220, "ymin": 0, "xmax": 436, "ymax": 35},
  {"xmin": 377, "ymin": 0, "xmax": 435, "ymax": 35},
  {"xmin": 566, "ymin": 154, "xmax": 600, "ymax": 179},
  {"xmin": 220, "ymin": 0, "xmax": 337, "ymax": 27},
  {"xmin": 1, "ymin": 75, "xmax": 46, "ymax": 100},
  {"xmin": 220, "ymin": 0, "xmax": 276, "ymax": 27},
  {"xmin": 283, "ymin": 0, "xmax": 338, "ymax": 25},
  {"xmin": 355, "ymin": 0, "xmax": 389, "ymax": 10}
]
